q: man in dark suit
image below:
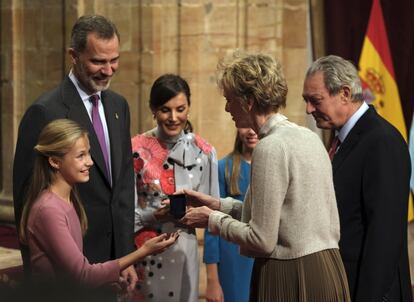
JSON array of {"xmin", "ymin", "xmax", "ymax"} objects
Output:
[
  {"xmin": 13, "ymin": 15, "xmax": 137, "ymax": 290},
  {"xmin": 303, "ymin": 55, "xmax": 412, "ymax": 302}
]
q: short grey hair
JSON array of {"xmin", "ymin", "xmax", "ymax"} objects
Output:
[
  {"xmin": 306, "ymin": 55, "xmax": 364, "ymax": 102},
  {"xmin": 71, "ymin": 15, "xmax": 120, "ymax": 52}
]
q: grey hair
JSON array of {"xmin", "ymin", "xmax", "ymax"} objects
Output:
[
  {"xmin": 306, "ymin": 55, "xmax": 364, "ymax": 102},
  {"xmin": 71, "ymin": 15, "xmax": 120, "ymax": 52}
]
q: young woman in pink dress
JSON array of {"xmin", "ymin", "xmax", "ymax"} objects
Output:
[{"xmin": 19, "ymin": 119, "xmax": 178, "ymax": 291}]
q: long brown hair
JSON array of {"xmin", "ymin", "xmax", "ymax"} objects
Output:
[
  {"xmin": 224, "ymin": 133, "xmax": 244, "ymax": 196},
  {"xmin": 19, "ymin": 119, "xmax": 89, "ymax": 244}
]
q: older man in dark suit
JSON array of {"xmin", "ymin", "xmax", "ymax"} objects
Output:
[
  {"xmin": 13, "ymin": 15, "xmax": 137, "ymax": 290},
  {"xmin": 303, "ymin": 55, "xmax": 412, "ymax": 302}
]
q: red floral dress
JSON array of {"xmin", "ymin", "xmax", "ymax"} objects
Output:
[{"xmin": 131, "ymin": 128, "xmax": 219, "ymax": 302}]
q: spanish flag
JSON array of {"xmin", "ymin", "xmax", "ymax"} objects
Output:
[{"xmin": 358, "ymin": 0, "xmax": 413, "ymax": 221}]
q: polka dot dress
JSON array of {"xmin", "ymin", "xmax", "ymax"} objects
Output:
[{"xmin": 131, "ymin": 129, "xmax": 219, "ymax": 301}]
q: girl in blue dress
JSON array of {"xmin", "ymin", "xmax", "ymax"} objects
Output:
[{"xmin": 203, "ymin": 128, "xmax": 258, "ymax": 302}]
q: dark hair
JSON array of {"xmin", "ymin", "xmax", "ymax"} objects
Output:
[
  {"xmin": 70, "ymin": 15, "xmax": 120, "ymax": 52},
  {"xmin": 150, "ymin": 74, "xmax": 192, "ymax": 132},
  {"xmin": 149, "ymin": 74, "xmax": 191, "ymax": 110}
]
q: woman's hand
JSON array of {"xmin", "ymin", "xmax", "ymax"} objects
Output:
[
  {"xmin": 205, "ymin": 264, "xmax": 224, "ymax": 302},
  {"xmin": 183, "ymin": 189, "xmax": 220, "ymax": 210},
  {"xmin": 153, "ymin": 204, "xmax": 171, "ymax": 221},
  {"xmin": 118, "ymin": 232, "xmax": 179, "ymax": 271},
  {"xmin": 142, "ymin": 232, "xmax": 179, "ymax": 255},
  {"xmin": 206, "ymin": 279, "xmax": 224, "ymax": 302},
  {"xmin": 180, "ymin": 206, "xmax": 213, "ymax": 228}
]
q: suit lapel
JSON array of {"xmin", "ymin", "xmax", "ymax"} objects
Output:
[
  {"xmin": 332, "ymin": 131, "xmax": 361, "ymax": 172},
  {"xmin": 101, "ymin": 91, "xmax": 122, "ymax": 186},
  {"xmin": 61, "ymin": 77, "xmax": 110, "ymax": 186},
  {"xmin": 332, "ymin": 106, "xmax": 375, "ymax": 173}
]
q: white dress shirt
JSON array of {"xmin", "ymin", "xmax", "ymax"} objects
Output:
[{"xmin": 68, "ymin": 71, "xmax": 112, "ymax": 183}]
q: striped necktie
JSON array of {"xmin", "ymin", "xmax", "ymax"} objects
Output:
[{"xmin": 328, "ymin": 136, "xmax": 340, "ymax": 161}]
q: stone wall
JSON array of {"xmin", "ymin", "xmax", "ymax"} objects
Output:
[{"xmin": 0, "ymin": 0, "xmax": 311, "ymax": 222}]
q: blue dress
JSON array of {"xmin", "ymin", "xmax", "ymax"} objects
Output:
[{"xmin": 203, "ymin": 156, "xmax": 254, "ymax": 302}]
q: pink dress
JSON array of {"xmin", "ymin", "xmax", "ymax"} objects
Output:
[{"xmin": 27, "ymin": 191, "xmax": 120, "ymax": 287}]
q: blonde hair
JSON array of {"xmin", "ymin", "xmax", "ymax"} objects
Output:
[
  {"xmin": 217, "ymin": 50, "xmax": 288, "ymax": 113},
  {"xmin": 19, "ymin": 119, "xmax": 89, "ymax": 244},
  {"xmin": 224, "ymin": 133, "xmax": 244, "ymax": 196}
]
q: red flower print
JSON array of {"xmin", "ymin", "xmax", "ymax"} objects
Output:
[
  {"xmin": 194, "ymin": 134, "xmax": 213, "ymax": 154},
  {"xmin": 134, "ymin": 228, "xmax": 159, "ymax": 248},
  {"xmin": 142, "ymin": 169, "xmax": 159, "ymax": 184},
  {"xmin": 160, "ymin": 169, "xmax": 175, "ymax": 195},
  {"xmin": 131, "ymin": 135, "xmax": 168, "ymax": 183},
  {"xmin": 133, "ymin": 158, "xmax": 144, "ymax": 172},
  {"xmin": 131, "ymin": 288, "xmax": 145, "ymax": 302}
]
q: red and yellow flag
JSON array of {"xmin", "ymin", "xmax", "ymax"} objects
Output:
[{"xmin": 358, "ymin": 0, "xmax": 413, "ymax": 221}]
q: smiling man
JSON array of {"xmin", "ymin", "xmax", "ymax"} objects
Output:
[
  {"xmin": 13, "ymin": 15, "xmax": 137, "ymax": 293},
  {"xmin": 303, "ymin": 55, "xmax": 412, "ymax": 302}
]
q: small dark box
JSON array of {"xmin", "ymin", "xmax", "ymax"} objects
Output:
[{"xmin": 169, "ymin": 194, "xmax": 187, "ymax": 219}]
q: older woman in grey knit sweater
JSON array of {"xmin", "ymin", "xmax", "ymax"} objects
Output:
[{"xmin": 181, "ymin": 51, "xmax": 350, "ymax": 302}]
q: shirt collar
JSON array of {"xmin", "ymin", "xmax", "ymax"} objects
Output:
[
  {"xmin": 337, "ymin": 101, "xmax": 369, "ymax": 142},
  {"xmin": 68, "ymin": 70, "xmax": 102, "ymax": 102}
]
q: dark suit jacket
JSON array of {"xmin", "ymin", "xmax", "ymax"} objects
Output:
[
  {"xmin": 333, "ymin": 106, "xmax": 412, "ymax": 302},
  {"xmin": 13, "ymin": 76, "xmax": 135, "ymax": 270}
]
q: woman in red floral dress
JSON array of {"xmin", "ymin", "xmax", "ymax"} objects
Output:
[{"xmin": 131, "ymin": 74, "xmax": 219, "ymax": 302}]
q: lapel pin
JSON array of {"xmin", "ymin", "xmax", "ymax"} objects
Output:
[{"xmin": 115, "ymin": 113, "xmax": 119, "ymax": 119}]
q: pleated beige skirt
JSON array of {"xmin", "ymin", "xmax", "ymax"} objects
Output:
[{"xmin": 249, "ymin": 249, "xmax": 350, "ymax": 302}]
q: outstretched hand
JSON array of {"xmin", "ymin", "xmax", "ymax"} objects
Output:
[{"xmin": 142, "ymin": 232, "xmax": 179, "ymax": 255}]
